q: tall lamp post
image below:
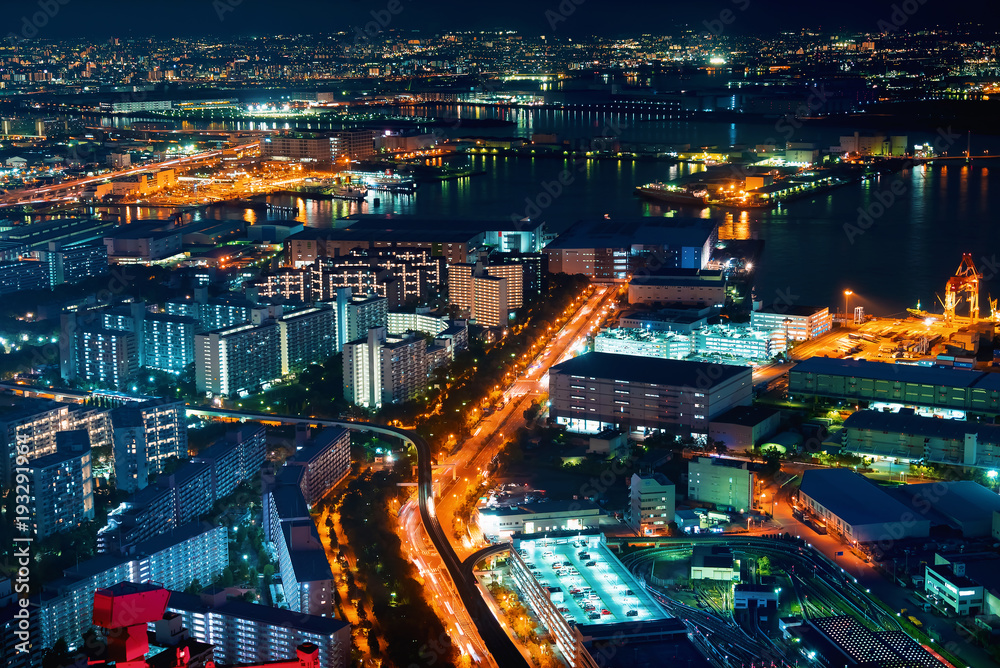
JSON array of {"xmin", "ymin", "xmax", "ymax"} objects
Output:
[{"xmin": 844, "ymin": 290, "xmax": 853, "ymax": 324}]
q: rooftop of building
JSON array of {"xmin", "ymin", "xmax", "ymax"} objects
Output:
[
  {"xmin": 0, "ymin": 395, "xmax": 66, "ymax": 421},
  {"xmin": 337, "ymin": 214, "xmax": 545, "ymax": 233},
  {"xmin": 165, "ymin": 588, "xmax": 350, "ymax": 636},
  {"xmin": 690, "ymin": 456, "xmax": 754, "ymax": 472},
  {"xmin": 596, "ymin": 327, "xmax": 690, "ymax": 343},
  {"xmin": 551, "ymin": 351, "xmax": 749, "ymax": 387},
  {"xmin": 710, "ymin": 405, "xmax": 781, "ymax": 426},
  {"xmin": 691, "ymin": 545, "xmax": 734, "ymax": 570},
  {"xmin": 479, "ymin": 499, "xmax": 602, "ymax": 517},
  {"xmin": 809, "ymin": 616, "xmax": 950, "ymax": 668},
  {"xmin": 633, "ymin": 472, "xmax": 674, "ymax": 489},
  {"xmin": 895, "ymin": 481, "xmax": 1000, "ymax": 528},
  {"xmin": 798, "ymin": 468, "xmax": 921, "ymax": 528},
  {"xmin": 545, "ymin": 217, "xmax": 717, "ymax": 251},
  {"xmin": 512, "ymin": 532, "xmax": 670, "ymax": 627},
  {"xmin": 696, "ymin": 324, "xmax": 772, "ymax": 340},
  {"xmin": 281, "ymin": 521, "xmax": 334, "ymax": 583},
  {"xmin": 753, "ymin": 304, "xmax": 828, "ymax": 317},
  {"xmin": 630, "ymin": 269, "xmax": 725, "ymax": 285},
  {"xmin": 842, "ymin": 409, "xmax": 1000, "ymax": 442},
  {"xmin": 791, "ymin": 357, "xmax": 998, "ymax": 389}
]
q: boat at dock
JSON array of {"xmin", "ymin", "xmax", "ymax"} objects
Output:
[{"xmin": 634, "ymin": 182, "xmax": 708, "ymax": 206}]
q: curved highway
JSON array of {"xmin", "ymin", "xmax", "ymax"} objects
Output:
[{"xmin": 186, "ymin": 407, "xmax": 528, "ymax": 668}]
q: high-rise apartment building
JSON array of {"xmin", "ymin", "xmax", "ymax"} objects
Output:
[
  {"xmin": 111, "ymin": 398, "xmax": 188, "ymax": 492},
  {"xmin": 345, "ymin": 294, "xmax": 388, "ymax": 342},
  {"xmin": 277, "ymin": 306, "xmax": 338, "ymax": 375},
  {"xmin": 447, "ymin": 258, "xmax": 523, "ymax": 327},
  {"xmin": 26, "ymin": 430, "xmax": 94, "ymax": 539},
  {"xmin": 342, "ymin": 327, "xmax": 427, "ymax": 409},
  {"xmin": 143, "ymin": 313, "xmax": 198, "ymax": 373},
  {"xmin": 194, "ymin": 322, "xmax": 281, "ymax": 397},
  {"xmin": 75, "ymin": 327, "xmax": 138, "ymax": 389}
]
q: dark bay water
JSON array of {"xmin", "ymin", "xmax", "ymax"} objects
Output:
[{"xmin": 111, "ymin": 107, "xmax": 1000, "ymax": 317}]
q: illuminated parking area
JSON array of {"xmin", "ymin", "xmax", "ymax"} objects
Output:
[{"xmin": 508, "ymin": 531, "xmax": 670, "ymax": 667}]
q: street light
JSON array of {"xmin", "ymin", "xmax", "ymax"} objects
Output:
[{"xmin": 844, "ymin": 290, "xmax": 853, "ymax": 322}]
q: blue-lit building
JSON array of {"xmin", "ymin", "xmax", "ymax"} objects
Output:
[{"xmin": 143, "ymin": 313, "xmax": 198, "ymax": 373}]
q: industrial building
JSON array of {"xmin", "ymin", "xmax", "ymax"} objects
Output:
[
  {"xmin": 895, "ymin": 481, "xmax": 1000, "ymax": 538},
  {"xmin": 593, "ymin": 327, "xmax": 691, "ymax": 360},
  {"xmin": 618, "ymin": 306, "xmax": 715, "ymax": 334},
  {"xmin": 544, "ymin": 217, "xmax": 719, "ymax": 281},
  {"xmin": 797, "ymin": 468, "xmax": 930, "ymax": 544},
  {"xmin": 690, "ymin": 546, "xmax": 738, "ymax": 581},
  {"xmin": 750, "ymin": 304, "xmax": 831, "ymax": 340},
  {"xmin": 708, "ymin": 405, "xmax": 781, "ymax": 449},
  {"xmin": 841, "ymin": 408, "xmax": 1000, "ymax": 470},
  {"xmin": 687, "ymin": 457, "xmax": 756, "ymax": 513},
  {"xmin": 628, "ymin": 473, "xmax": 676, "ymax": 535},
  {"xmin": 476, "ymin": 500, "xmax": 604, "ymax": 541},
  {"xmin": 789, "ymin": 357, "xmax": 1000, "ymax": 417},
  {"xmin": 627, "ymin": 269, "xmax": 726, "ymax": 307},
  {"xmin": 548, "ymin": 352, "xmax": 752, "ymax": 436}
]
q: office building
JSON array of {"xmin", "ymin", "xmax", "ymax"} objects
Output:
[
  {"xmin": 448, "ymin": 257, "xmax": 522, "ymax": 327},
  {"xmin": 788, "ymin": 357, "xmax": 1000, "ymax": 417},
  {"xmin": 925, "ymin": 562, "xmax": 984, "ymax": 615},
  {"xmin": 165, "ymin": 588, "xmax": 350, "ymax": 668},
  {"xmin": 628, "ymin": 473, "xmax": 676, "ymax": 535},
  {"xmin": 628, "ymin": 269, "xmax": 726, "ymax": 307},
  {"xmin": 37, "ymin": 523, "xmax": 227, "ymax": 653},
  {"xmin": 111, "ymin": 399, "xmax": 188, "ymax": 492},
  {"xmin": 194, "ymin": 321, "xmax": 281, "ymax": 397},
  {"xmin": 544, "ymin": 217, "xmax": 719, "ymax": 281},
  {"xmin": 750, "ymin": 304, "xmax": 831, "ymax": 341},
  {"xmin": 476, "ymin": 500, "xmax": 604, "ymax": 541},
  {"xmin": 549, "ymin": 352, "xmax": 752, "ymax": 436},
  {"xmin": 841, "ymin": 408, "xmax": 1000, "ymax": 470},
  {"xmin": 143, "ymin": 313, "xmax": 198, "ymax": 374},
  {"xmin": 797, "ymin": 468, "xmax": 930, "ymax": 543},
  {"xmin": 342, "ymin": 327, "xmax": 428, "ymax": 409},
  {"xmin": 687, "ymin": 457, "xmax": 756, "ymax": 513},
  {"xmin": 278, "ymin": 306, "xmax": 338, "ymax": 375},
  {"xmin": 26, "ymin": 431, "xmax": 94, "ymax": 539}
]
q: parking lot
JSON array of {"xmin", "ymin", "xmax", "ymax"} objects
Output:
[{"xmin": 516, "ymin": 535, "xmax": 668, "ymax": 627}]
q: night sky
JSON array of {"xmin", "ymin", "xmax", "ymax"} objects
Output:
[{"xmin": 2, "ymin": 0, "xmax": 995, "ymax": 39}]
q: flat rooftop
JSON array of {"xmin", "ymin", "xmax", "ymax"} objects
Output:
[
  {"xmin": 514, "ymin": 533, "xmax": 669, "ymax": 628},
  {"xmin": 810, "ymin": 616, "xmax": 949, "ymax": 668},
  {"xmin": 754, "ymin": 304, "xmax": 827, "ymax": 317},
  {"xmin": 711, "ymin": 405, "xmax": 780, "ymax": 426},
  {"xmin": 545, "ymin": 217, "xmax": 717, "ymax": 250},
  {"xmin": 791, "ymin": 356, "xmax": 993, "ymax": 389},
  {"xmin": 551, "ymin": 351, "xmax": 749, "ymax": 387},
  {"xmin": 798, "ymin": 468, "xmax": 919, "ymax": 528},
  {"xmin": 842, "ymin": 410, "xmax": 1000, "ymax": 443}
]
